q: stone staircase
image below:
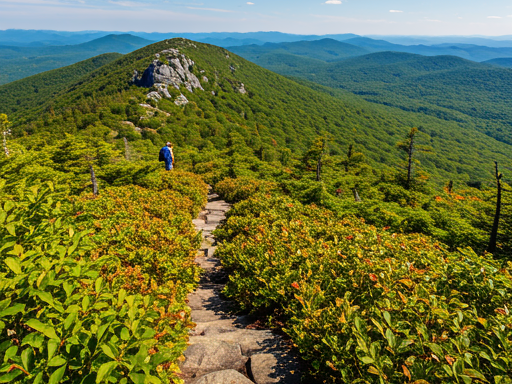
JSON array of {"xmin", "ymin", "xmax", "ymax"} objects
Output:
[{"xmin": 181, "ymin": 194, "xmax": 301, "ymax": 384}]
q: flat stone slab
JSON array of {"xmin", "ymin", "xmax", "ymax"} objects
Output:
[
  {"xmin": 206, "ymin": 214, "xmax": 226, "ymax": 224},
  {"xmin": 193, "ymin": 370, "xmax": 253, "ymax": 384},
  {"xmin": 250, "ymin": 353, "xmax": 301, "ymax": 384},
  {"xmin": 206, "ymin": 200, "xmax": 231, "ymax": 212},
  {"xmin": 189, "ymin": 329, "xmax": 279, "ymax": 356},
  {"xmin": 181, "ymin": 341, "xmax": 248, "ymax": 377}
]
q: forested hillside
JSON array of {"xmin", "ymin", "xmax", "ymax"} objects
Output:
[
  {"xmin": 0, "ymin": 34, "xmax": 151, "ymax": 84},
  {"xmin": 231, "ymin": 44, "xmax": 512, "ymax": 146},
  {"xmin": 0, "ymin": 53, "xmax": 122, "ymax": 115},
  {"xmin": 2, "ymin": 38, "xmax": 512, "ymax": 383}
]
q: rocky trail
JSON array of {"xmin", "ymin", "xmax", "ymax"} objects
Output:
[{"xmin": 180, "ymin": 193, "xmax": 301, "ymax": 384}]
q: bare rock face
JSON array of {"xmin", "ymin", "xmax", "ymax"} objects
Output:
[
  {"xmin": 133, "ymin": 48, "xmax": 204, "ymax": 101},
  {"xmin": 238, "ymin": 83, "xmax": 247, "ymax": 94}
]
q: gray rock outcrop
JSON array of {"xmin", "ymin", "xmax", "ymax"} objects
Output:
[{"xmin": 133, "ymin": 48, "xmax": 204, "ymax": 101}]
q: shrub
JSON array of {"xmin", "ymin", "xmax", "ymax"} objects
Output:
[{"xmin": 215, "ymin": 194, "xmax": 512, "ymax": 383}]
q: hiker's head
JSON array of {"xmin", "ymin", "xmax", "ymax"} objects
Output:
[{"xmin": 166, "ymin": 142, "xmax": 173, "ymax": 148}]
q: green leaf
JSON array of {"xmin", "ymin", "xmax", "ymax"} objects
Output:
[
  {"xmin": 5, "ymin": 223, "xmax": 15, "ymax": 236},
  {"xmin": 0, "ymin": 303, "xmax": 25, "ymax": 318},
  {"xmin": 33, "ymin": 372, "xmax": 44, "ymax": 384},
  {"xmin": 427, "ymin": 343, "xmax": 444, "ymax": 357},
  {"xmin": 0, "ymin": 370, "xmax": 22, "ymax": 383},
  {"xmin": 26, "ymin": 319, "xmax": 60, "ymax": 340},
  {"xmin": 101, "ymin": 345, "xmax": 116, "ymax": 360},
  {"xmin": 82, "ymin": 296, "xmax": 90, "ymax": 312},
  {"xmin": 96, "ymin": 361, "xmax": 117, "ymax": 383},
  {"xmin": 128, "ymin": 373, "xmax": 145, "ymax": 384},
  {"xmin": 48, "ymin": 364, "xmax": 67, "ymax": 384},
  {"xmin": 464, "ymin": 369, "xmax": 488, "ymax": 382},
  {"xmin": 21, "ymin": 348, "xmax": 34, "ymax": 371},
  {"xmin": 47, "ymin": 339, "xmax": 59, "ymax": 360},
  {"xmin": 383, "ymin": 311, "xmax": 392, "ymax": 327},
  {"xmin": 95, "ymin": 277, "xmax": 103, "ymax": 294},
  {"xmin": 36, "ymin": 291, "xmax": 55, "ymax": 307},
  {"xmin": 63, "ymin": 312, "xmax": 77, "ymax": 331},
  {"xmin": 4, "ymin": 257, "xmax": 21, "ymax": 274},
  {"xmin": 48, "ymin": 356, "xmax": 67, "ymax": 367},
  {"xmin": 385, "ymin": 329, "xmax": 396, "ymax": 349},
  {"xmin": 120, "ymin": 328, "xmax": 130, "ymax": 341},
  {"xmin": 360, "ymin": 356, "xmax": 374, "ymax": 364}
]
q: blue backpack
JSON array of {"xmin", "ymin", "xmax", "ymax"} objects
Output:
[{"xmin": 159, "ymin": 147, "xmax": 167, "ymax": 162}]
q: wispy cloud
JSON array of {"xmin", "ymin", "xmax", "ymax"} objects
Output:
[
  {"xmin": 247, "ymin": 1, "xmax": 254, "ymax": 4},
  {"xmin": 487, "ymin": 16, "xmax": 502, "ymax": 19},
  {"xmin": 389, "ymin": 10, "xmax": 403, "ymax": 13},
  {"xmin": 186, "ymin": 6, "xmax": 235, "ymax": 13},
  {"xmin": 325, "ymin": 0, "xmax": 342, "ymax": 4}
]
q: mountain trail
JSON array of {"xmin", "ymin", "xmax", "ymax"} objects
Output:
[{"xmin": 181, "ymin": 193, "xmax": 301, "ymax": 384}]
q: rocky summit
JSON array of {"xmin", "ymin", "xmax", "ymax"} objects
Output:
[{"xmin": 133, "ymin": 47, "xmax": 205, "ymax": 105}]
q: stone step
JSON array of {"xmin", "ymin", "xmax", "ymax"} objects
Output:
[
  {"xmin": 189, "ymin": 329, "xmax": 278, "ymax": 356},
  {"xmin": 191, "ymin": 370, "xmax": 253, "ymax": 384},
  {"xmin": 181, "ymin": 341, "xmax": 248, "ymax": 379},
  {"xmin": 186, "ymin": 195, "xmax": 301, "ymax": 384},
  {"xmin": 206, "ymin": 213, "xmax": 226, "ymax": 222},
  {"xmin": 250, "ymin": 353, "xmax": 301, "ymax": 384}
]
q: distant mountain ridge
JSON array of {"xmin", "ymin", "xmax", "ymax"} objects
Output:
[
  {"xmin": 231, "ymin": 41, "xmax": 512, "ymax": 146},
  {"xmin": 0, "ymin": 34, "xmax": 152, "ymax": 84}
]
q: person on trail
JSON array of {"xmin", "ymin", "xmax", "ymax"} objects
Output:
[{"xmin": 159, "ymin": 142, "xmax": 174, "ymax": 171}]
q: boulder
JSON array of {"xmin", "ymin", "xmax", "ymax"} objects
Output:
[
  {"xmin": 250, "ymin": 353, "xmax": 301, "ymax": 384},
  {"xmin": 193, "ymin": 370, "xmax": 253, "ymax": 384},
  {"xmin": 181, "ymin": 341, "xmax": 248, "ymax": 377},
  {"xmin": 175, "ymin": 93, "xmax": 189, "ymax": 106},
  {"xmin": 146, "ymin": 91, "xmax": 161, "ymax": 101}
]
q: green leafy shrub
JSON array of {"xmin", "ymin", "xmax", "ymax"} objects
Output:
[
  {"xmin": 215, "ymin": 194, "xmax": 512, "ymax": 383},
  {"xmin": 215, "ymin": 176, "xmax": 280, "ymax": 203},
  {"xmin": 0, "ymin": 181, "xmax": 191, "ymax": 384}
]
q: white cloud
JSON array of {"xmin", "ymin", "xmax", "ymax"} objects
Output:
[
  {"xmin": 487, "ymin": 16, "xmax": 502, "ymax": 19},
  {"xmin": 325, "ymin": 0, "xmax": 342, "ymax": 4},
  {"xmin": 389, "ymin": 10, "xmax": 402, "ymax": 13},
  {"xmin": 247, "ymin": 1, "xmax": 254, "ymax": 4}
]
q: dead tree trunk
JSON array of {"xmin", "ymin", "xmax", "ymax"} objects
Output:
[
  {"xmin": 90, "ymin": 165, "xmax": 99, "ymax": 197},
  {"xmin": 2, "ymin": 130, "xmax": 11, "ymax": 157},
  {"xmin": 488, "ymin": 161, "xmax": 503, "ymax": 253},
  {"xmin": 353, "ymin": 188, "xmax": 362, "ymax": 202}
]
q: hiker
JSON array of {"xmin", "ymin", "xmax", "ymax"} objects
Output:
[{"xmin": 159, "ymin": 142, "xmax": 174, "ymax": 171}]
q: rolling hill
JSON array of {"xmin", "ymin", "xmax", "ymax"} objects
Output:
[
  {"xmin": 227, "ymin": 38, "xmax": 369, "ymax": 62},
  {"xmin": 230, "ymin": 42, "xmax": 512, "ymax": 146},
  {"xmin": 0, "ymin": 34, "xmax": 152, "ymax": 84},
  {"xmin": 0, "ymin": 53, "xmax": 122, "ymax": 115},
  {"xmin": 5, "ymin": 38, "xmax": 512, "ymax": 184},
  {"xmin": 484, "ymin": 57, "xmax": 512, "ymax": 68}
]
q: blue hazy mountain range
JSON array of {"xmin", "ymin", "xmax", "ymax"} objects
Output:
[{"xmin": 2, "ymin": 30, "xmax": 512, "ymax": 84}]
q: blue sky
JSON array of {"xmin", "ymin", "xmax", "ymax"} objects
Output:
[{"xmin": 1, "ymin": 0, "xmax": 511, "ymax": 35}]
